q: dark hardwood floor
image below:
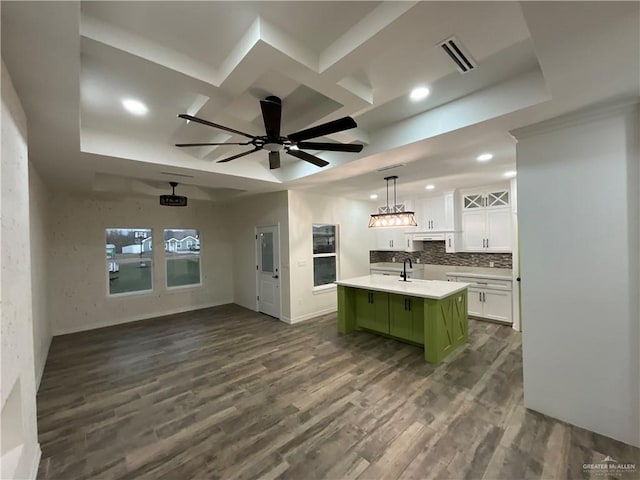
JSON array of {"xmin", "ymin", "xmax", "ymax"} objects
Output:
[{"xmin": 37, "ymin": 304, "xmax": 639, "ymax": 479}]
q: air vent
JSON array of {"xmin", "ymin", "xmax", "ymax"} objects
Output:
[
  {"xmin": 439, "ymin": 36, "xmax": 477, "ymax": 73},
  {"xmin": 160, "ymin": 171, "xmax": 194, "ymax": 178},
  {"xmin": 376, "ymin": 163, "xmax": 405, "ymax": 172}
]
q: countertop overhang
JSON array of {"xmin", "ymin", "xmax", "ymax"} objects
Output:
[{"xmin": 335, "ymin": 274, "xmax": 469, "ymax": 300}]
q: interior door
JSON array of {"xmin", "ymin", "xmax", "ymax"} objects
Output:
[{"xmin": 257, "ymin": 226, "xmax": 280, "ymax": 319}]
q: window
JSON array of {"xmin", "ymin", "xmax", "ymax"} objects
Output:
[
  {"xmin": 106, "ymin": 228, "xmax": 153, "ymax": 295},
  {"xmin": 164, "ymin": 228, "xmax": 201, "ymax": 288},
  {"xmin": 312, "ymin": 224, "xmax": 338, "ymax": 287}
]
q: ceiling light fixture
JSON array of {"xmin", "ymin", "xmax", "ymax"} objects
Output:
[
  {"xmin": 503, "ymin": 170, "xmax": 517, "ymax": 178},
  {"xmin": 368, "ymin": 176, "xmax": 418, "ymax": 228},
  {"xmin": 477, "ymin": 153, "xmax": 493, "ymax": 162},
  {"xmin": 369, "ymin": 194, "xmax": 378, "ymax": 200},
  {"xmin": 409, "ymin": 86, "xmax": 430, "ymax": 102},
  {"xmin": 122, "ymin": 98, "xmax": 148, "ymax": 116},
  {"xmin": 425, "ymin": 184, "xmax": 435, "ymax": 190}
]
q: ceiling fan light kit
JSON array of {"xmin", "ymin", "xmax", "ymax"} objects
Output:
[
  {"xmin": 368, "ymin": 176, "xmax": 418, "ymax": 228},
  {"xmin": 175, "ymin": 96, "xmax": 364, "ymax": 169}
]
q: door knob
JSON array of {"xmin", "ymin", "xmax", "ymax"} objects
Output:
[{"xmin": 272, "ymin": 275, "xmax": 279, "ymax": 279}]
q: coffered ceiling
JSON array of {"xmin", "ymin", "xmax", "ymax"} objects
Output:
[{"xmin": 2, "ymin": 1, "xmax": 638, "ymax": 201}]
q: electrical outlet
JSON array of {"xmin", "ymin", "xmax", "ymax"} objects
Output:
[
  {"xmin": 416, "ymin": 258, "xmax": 420, "ymax": 263},
  {"xmin": 392, "ymin": 257, "xmax": 396, "ymax": 262},
  {"xmin": 489, "ymin": 261, "xmax": 495, "ymax": 268}
]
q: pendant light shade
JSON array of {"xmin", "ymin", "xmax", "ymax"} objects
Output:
[{"xmin": 368, "ymin": 176, "xmax": 418, "ymax": 228}]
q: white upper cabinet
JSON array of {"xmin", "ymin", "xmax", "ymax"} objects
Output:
[
  {"xmin": 461, "ymin": 210, "xmax": 486, "ymax": 251},
  {"xmin": 422, "ymin": 196, "xmax": 445, "ymax": 230},
  {"xmin": 460, "ymin": 185, "xmax": 512, "ymax": 252},
  {"xmin": 463, "ymin": 188, "xmax": 510, "ymax": 210},
  {"xmin": 485, "ymin": 209, "xmax": 512, "ymax": 251},
  {"xmin": 415, "ymin": 192, "xmax": 456, "ymax": 231},
  {"xmin": 374, "ymin": 228, "xmax": 406, "ymax": 250},
  {"xmin": 443, "ymin": 192, "xmax": 456, "ymax": 231}
]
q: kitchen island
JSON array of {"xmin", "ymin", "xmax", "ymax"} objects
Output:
[{"xmin": 336, "ymin": 275, "xmax": 469, "ymax": 363}]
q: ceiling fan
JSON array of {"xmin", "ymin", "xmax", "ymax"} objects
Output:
[{"xmin": 175, "ymin": 96, "xmax": 363, "ymax": 169}]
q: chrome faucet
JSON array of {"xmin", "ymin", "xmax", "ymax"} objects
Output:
[{"xmin": 400, "ymin": 258, "xmax": 413, "ymax": 282}]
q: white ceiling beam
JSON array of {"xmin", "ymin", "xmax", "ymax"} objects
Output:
[{"xmin": 81, "ymin": 13, "xmax": 219, "ymax": 86}]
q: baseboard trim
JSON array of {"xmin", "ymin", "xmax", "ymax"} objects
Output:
[
  {"xmin": 35, "ymin": 337, "xmax": 52, "ymax": 391},
  {"xmin": 53, "ymin": 300, "xmax": 234, "ymax": 336},
  {"xmin": 28, "ymin": 444, "xmax": 42, "ymax": 480},
  {"xmin": 282, "ymin": 306, "xmax": 337, "ymax": 325}
]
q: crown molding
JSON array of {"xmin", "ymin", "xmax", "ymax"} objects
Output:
[{"xmin": 510, "ymin": 97, "xmax": 639, "ymax": 140}]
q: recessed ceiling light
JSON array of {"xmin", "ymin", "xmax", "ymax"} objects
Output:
[
  {"xmin": 122, "ymin": 98, "xmax": 148, "ymax": 116},
  {"xmin": 425, "ymin": 184, "xmax": 435, "ymax": 190},
  {"xmin": 409, "ymin": 86, "xmax": 430, "ymax": 102},
  {"xmin": 369, "ymin": 194, "xmax": 378, "ymax": 200},
  {"xmin": 477, "ymin": 153, "xmax": 493, "ymax": 162},
  {"xmin": 503, "ymin": 171, "xmax": 517, "ymax": 178}
]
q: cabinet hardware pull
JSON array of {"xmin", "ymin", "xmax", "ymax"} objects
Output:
[
  {"xmin": 479, "ymin": 292, "xmax": 482, "ymax": 302},
  {"xmin": 407, "ymin": 299, "xmax": 411, "ymax": 311},
  {"xmin": 486, "ymin": 238, "xmax": 489, "ymax": 248}
]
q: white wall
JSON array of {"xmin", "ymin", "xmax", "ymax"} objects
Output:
[
  {"xmin": 29, "ymin": 165, "xmax": 51, "ymax": 388},
  {"xmin": 1, "ymin": 60, "xmax": 41, "ymax": 479},
  {"xmin": 228, "ymin": 191, "xmax": 290, "ymax": 320},
  {"xmin": 514, "ymin": 100, "xmax": 640, "ymax": 447},
  {"xmin": 288, "ymin": 190, "xmax": 372, "ymax": 323},
  {"xmin": 47, "ymin": 193, "xmax": 234, "ymax": 334}
]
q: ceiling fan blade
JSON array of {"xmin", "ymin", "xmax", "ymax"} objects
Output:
[
  {"xmin": 287, "ymin": 116, "xmax": 357, "ymax": 142},
  {"xmin": 216, "ymin": 147, "xmax": 262, "ymax": 163},
  {"xmin": 268, "ymin": 151, "xmax": 280, "ymax": 170},
  {"xmin": 260, "ymin": 97, "xmax": 282, "ymax": 139},
  {"xmin": 175, "ymin": 142, "xmax": 251, "ymax": 147},
  {"xmin": 286, "ymin": 149, "xmax": 329, "ymax": 168},
  {"xmin": 296, "ymin": 142, "xmax": 363, "ymax": 153},
  {"xmin": 178, "ymin": 114, "xmax": 257, "ymax": 139}
]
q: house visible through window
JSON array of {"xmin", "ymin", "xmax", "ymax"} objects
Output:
[
  {"xmin": 105, "ymin": 228, "xmax": 153, "ymax": 295},
  {"xmin": 164, "ymin": 228, "xmax": 201, "ymax": 288},
  {"xmin": 312, "ymin": 224, "xmax": 338, "ymax": 287}
]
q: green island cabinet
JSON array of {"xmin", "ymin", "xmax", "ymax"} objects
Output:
[{"xmin": 337, "ymin": 284, "xmax": 468, "ymax": 363}]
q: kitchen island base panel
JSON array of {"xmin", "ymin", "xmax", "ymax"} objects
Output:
[{"xmin": 337, "ymin": 285, "xmax": 468, "ymax": 363}]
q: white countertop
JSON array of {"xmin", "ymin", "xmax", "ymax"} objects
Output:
[
  {"xmin": 445, "ymin": 271, "xmax": 512, "ymax": 281},
  {"xmin": 336, "ymin": 274, "xmax": 469, "ymax": 300}
]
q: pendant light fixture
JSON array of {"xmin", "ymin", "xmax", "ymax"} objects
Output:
[{"xmin": 368, "ymin": 176, "xmax": 418, "ymax": 228}]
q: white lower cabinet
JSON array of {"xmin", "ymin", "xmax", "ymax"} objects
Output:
[
  {"xmin": 481, "ymin": 289, "xmax": 512, "ymax": 323},
  {"xmin": 467, "ymin": 287, "xmax": 484, "ymax": 317},
  {"xmin": 448, "ymin": 275, "xmax": 513, "ymax": 324}
]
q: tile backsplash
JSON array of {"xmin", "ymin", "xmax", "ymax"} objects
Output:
[{"xmin": 370, "ymin": 241, "xmax": 512, "ymax": 268}]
